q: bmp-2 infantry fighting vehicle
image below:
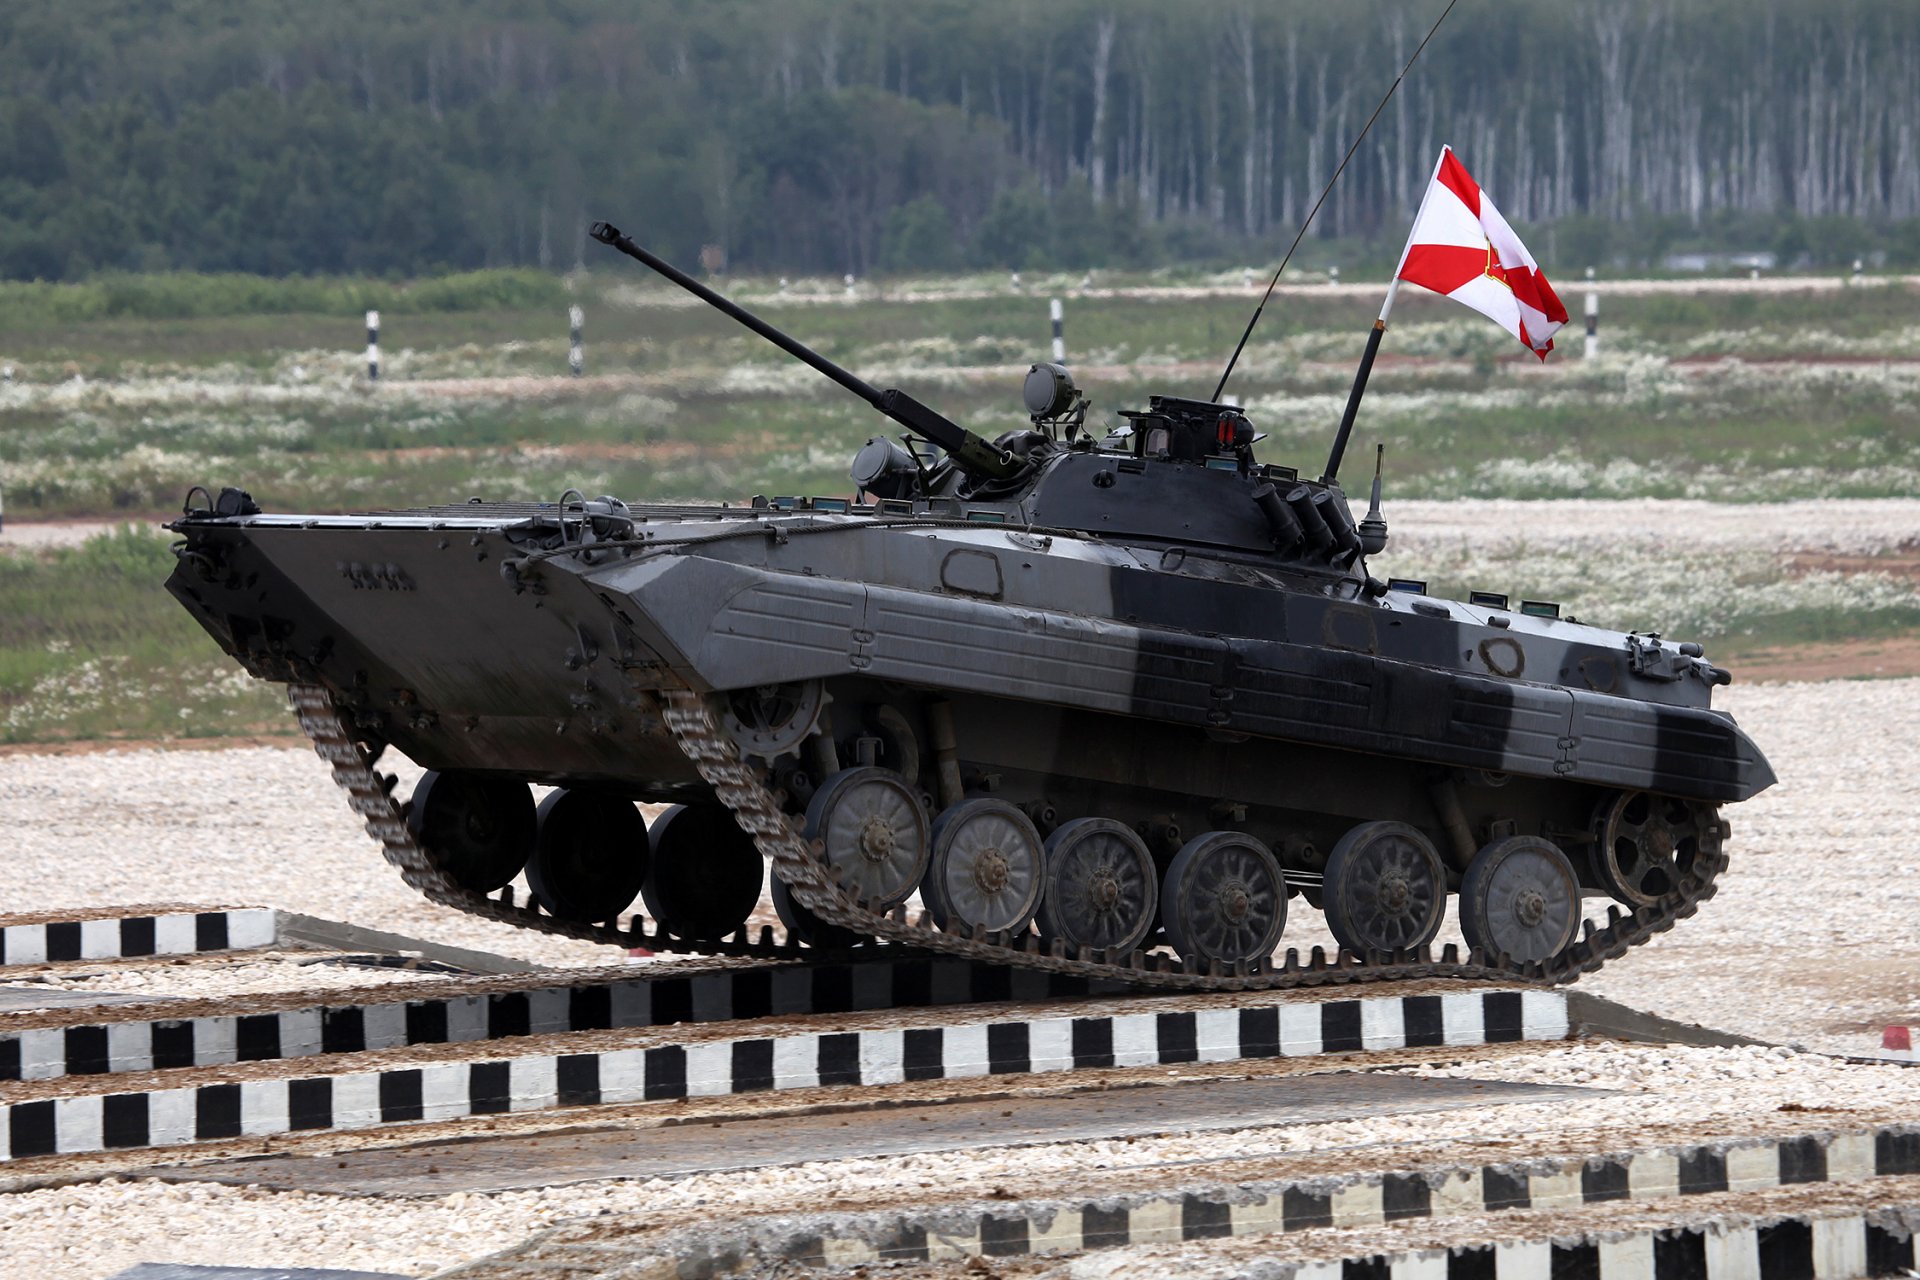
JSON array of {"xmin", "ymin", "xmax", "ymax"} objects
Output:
[{"xmin": 165, "ymin": 223, "xmax": 1773, "ymax": 992}]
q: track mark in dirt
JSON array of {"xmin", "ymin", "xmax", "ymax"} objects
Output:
[
  {"xmin": 1727, "ymin": 631, "xmax": 1920, "ymax": 683},
  {"xmin": 1671, "ymin": 353, "xmax": 1920, "ymax": 366},
  {"xmin": 377, "ymin": 435, "xmax": 783, "ymax": 465},
  {"xmin": 1788, "ymin": 549, "xmax": 1920, "ymax": 582},
  {"xmin": 0, "ymin": 732, "xmax": 305, "ymax": 759}
]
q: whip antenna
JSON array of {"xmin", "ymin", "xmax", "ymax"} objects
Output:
[{"xmin": 1211, "ymin": 0, "xmax": 1461, "ymax": 403}]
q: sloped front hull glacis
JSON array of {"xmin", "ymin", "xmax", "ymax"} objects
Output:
[{"xmin": 166, "ymin": 506, "xmax": 1774, "ymax": 827}]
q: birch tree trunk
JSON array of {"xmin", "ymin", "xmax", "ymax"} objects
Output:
[
  {"xmin": 1591, "ymin": 5, "xmax": 1630, "ymax": 220},
  {"xmin": 1229, "ymin": 6, "xmax": 1257, "ymax": 235},
  {"xmin": 1089, "ymin": 14, "xmax": 1116, "ymax": 201}
]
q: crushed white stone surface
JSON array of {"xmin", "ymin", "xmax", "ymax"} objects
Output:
[
  {"xmin": 1577, "ymin": 678, "xmax": 1920, "ymax": 1058},
  {"xmin": 3, "ymin": 626, "xmax": 1919, "ymax": 1277},
  {"xmin": 0, "ymin": 748, "xmax": 604, "ymax": 970},
  {"xmin": 0, "ymin": 953, "xmax": 467, "ymax": 1003},
  {"xmin": 5, "ymin": 678, "xmax": 1914, "ymax": 1048},
  {"xmin": 0, "ymin": 1042, "xmax": 1916, "ymax": 1280}
]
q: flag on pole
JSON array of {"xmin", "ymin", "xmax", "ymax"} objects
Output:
[{"xmin": 1395, "ymin": 147, "xmax": 1568, "ymax": 359}]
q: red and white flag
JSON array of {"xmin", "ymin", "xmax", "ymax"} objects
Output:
[{"xmin": 1395, "ymin": 147, "xmax": 1568, "ymax": 359}]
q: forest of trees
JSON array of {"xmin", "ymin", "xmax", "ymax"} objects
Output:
[{"xmin": 2, "ymin": 0, "xmax": 1918, "ymax": 281}]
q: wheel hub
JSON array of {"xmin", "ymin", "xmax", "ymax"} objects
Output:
[
  {"xmin": 1217, "ymin": 882, "xmax": 1251, "ymax": 925},
  {"xmin": 972, "ymin": 848, "xmax": 1011, "ymax": 894},
  {"xmin": 858, "ymin": 815, "xmax": 896, "ymax": 862},
  {"xmin": 1514, "ymin": 888, "xmax": 1546, "ymax": 928},
  {"xmin": 1378, "ymin": 872, "xmax": 1410, "ymax": 916},
  {"xmin": 1089, "ymin": 872, "xmax": 1121, "ymax": 912},
  {"xmin": 1648, "ymin": 825, "xmax": 1675, "ymax": 859}
]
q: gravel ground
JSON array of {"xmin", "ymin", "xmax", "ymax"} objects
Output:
[
  {"xmin": 0, "ymin": 671, "xmax": 1913, "ymax": 1276},
  {"xmin": 1578, "ymin": 678, "xmax": 1920, "ymax": 1057},
  {"xmin": 1, "ymin": 1041, "xmax": 1916, "ymax": 1279},
  {"xmin": 3, "ymin": 577, "xmax": 1918, "ymax": 1275},
  {"xmin": 0, "ymin": 953, "xmax": 474, "ymax": 1003},
  {"xmin": 5, "ymin": 677, "xmax": 1914, "ymax": 1051},
  {"xmin": 0, "ymin": 747, "xmax": 603, "ymax": 970}
]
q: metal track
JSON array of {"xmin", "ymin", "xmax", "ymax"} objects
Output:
[
  {"xmin": 291, "ymin": 683, "xmax": 1728, "ymax": 993},
  {"xmin": 289, "ymin": 684, "xmax": 819, "ymax": 964}
]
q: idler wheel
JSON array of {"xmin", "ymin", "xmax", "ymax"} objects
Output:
[
  {"xmin": 525, "ymin": 789, "xmax": 649, "ymax": 922},
  {"xmin": 718, "ymin": 680, "xmax": 827, "ymax": 761},
  {"xmin": 1160, "ymin": 831, "xmax": 1287, "ymax": 967},
  {"xmin": 924, "ymin": 799, "xmax": 1045, "ymax": 936},
  {"xmin": 771, "ymin": 874, "xmax": 870, "ymax": 949},
  {"xmin": 642, "ymin": 804, "xmax": 764, "ymax": 942},
  {"xmin": 1458, "ymin": 835, "xmax": 1581, "ymax": 964},
  {"xmin": 1035, "ymin": 818, "xmax": 1159, "ymax": 957},
  {"xmin": 1589, "ymin": 790, "xmax": 1720, "ymax": 907},
  {"xmin": 406, "ymin": 770, "xmax": 536, "ymax": 894},
  {"xmin": 1322, "ymin": 820, "xmax": 1448, "ymax": 956},
  {"xmin": 805, "ymin": 767, "xmax": 930, "ymax": 909}
]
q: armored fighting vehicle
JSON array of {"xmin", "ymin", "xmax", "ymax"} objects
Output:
[{"xmin": 164, "ymin": 223, "xmax": 1772, "ymax": 991}]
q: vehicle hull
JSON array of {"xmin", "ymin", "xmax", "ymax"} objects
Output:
[{"xmin": 166, "ymin": 504, "xmax": 1773, "ymax": 825}]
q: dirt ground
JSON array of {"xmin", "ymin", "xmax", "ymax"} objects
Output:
[{"xmin": 1726, "ymin": 631, "xmax": 1920, "ymax": 681}]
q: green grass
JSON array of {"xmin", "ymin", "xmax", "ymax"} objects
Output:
[
  {"xmin": 4, "ymin": 361, "xmax": 1917, "ymax": 518},
  {"xmin": 1713, "ymin": 605, "xmax": 1920, "ymax": 649},
  {"xmin": 0, "ymin": 270, "xmax": 568, "ymax": 329},
  {"xmin": 0, "ymin": 527, "xmax": 289, "ymax": 743},
  {"xmin": 4, "ymin": 274, "xmax": 1916, "ymax": 371}
]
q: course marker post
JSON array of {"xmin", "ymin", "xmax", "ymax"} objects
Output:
[{"xmin": 1584, "ymin": 267, "xmax": 1599, "ymax": 359}]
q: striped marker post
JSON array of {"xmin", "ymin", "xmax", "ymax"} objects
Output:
[
  {"xmin": 1584, "ymin": 267, "xmax": 1599, "ymax": 359},
  {"xmin": 365, "ymin": 309, "xmax": 380, "ymax": 382},
  {"xmin": 1050, "ymin": 298, "xmax": 1065, "ymax": 363},
  {"xmin": 568, "ymin": 305, "xmax": 584, "ymax": 377}
]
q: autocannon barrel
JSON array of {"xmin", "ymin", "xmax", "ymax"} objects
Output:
[{"xmin": 589, "ymin": 222, "xmax": 1019, "ymax": 481}]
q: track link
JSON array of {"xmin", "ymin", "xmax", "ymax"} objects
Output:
[
  {"xmin": 291, "ymin": 682, "xmax": 1728, "ymax": 992},
  {"xmin": 289, "ymin": 684, "xmax": 814, "ymax": 964}
]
